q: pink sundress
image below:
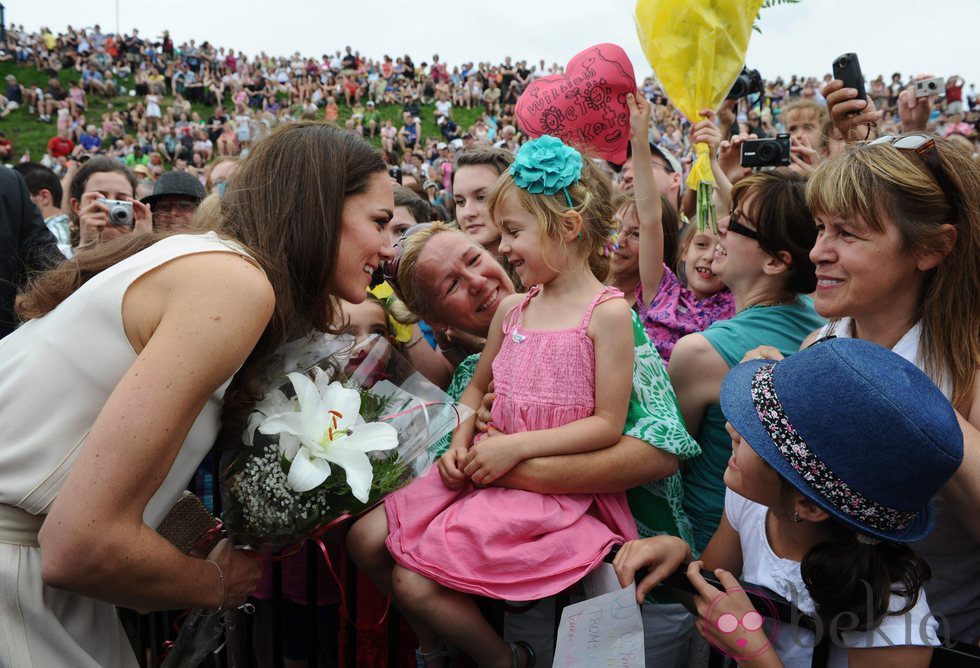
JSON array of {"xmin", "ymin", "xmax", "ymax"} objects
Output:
[{"xmin": 384, "ymin": 286, "xmax": 638, "ymax": 600}]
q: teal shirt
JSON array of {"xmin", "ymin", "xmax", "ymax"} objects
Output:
[{"xmin": 682, "ymin": 297, "xmax": 825, "ymax": 552}]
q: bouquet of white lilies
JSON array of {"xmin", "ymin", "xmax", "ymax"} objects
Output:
[{"xmin": 223, "ymin": 332, "xmax": 467, "ymax": 549}]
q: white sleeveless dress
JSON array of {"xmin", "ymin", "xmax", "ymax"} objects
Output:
[{"xmin": 0, "ymin": 232, "xmax": 255, "ymax": 667}]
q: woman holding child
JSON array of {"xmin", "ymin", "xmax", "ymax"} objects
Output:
[{"xmin": 348, "ymin": 136, "xmax": 701, "ymax": 666}]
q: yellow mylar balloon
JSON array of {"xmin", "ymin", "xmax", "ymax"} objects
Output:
[{"xmin": 634, "ymin": 0, "xmax": 764, "ymax": 230}]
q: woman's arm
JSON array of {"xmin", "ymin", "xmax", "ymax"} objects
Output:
[
  {"xmin": 667, "ymin": 333, "xmax": 728, "ymax": 437},
  {"xmin": 403, "ymin": 323, "xmax": 454, "ymax": 389},
  {"xmin": 494, "ymin": 434, "xmax": 677, "ymax": 494},
  {"xmin": 847, "ymin": 647, "xmax": 931, "ymax": 668},
  {"xmin": 942, "ymin": 378, "xmax": 980, "ymax": 539},
  {"xmin": 38, "ymin": 252, "xmax": 272, "ymax": 612},
  {"xmin": 628, "ymin": 94, "xmax": 666, "ymax": 309}
]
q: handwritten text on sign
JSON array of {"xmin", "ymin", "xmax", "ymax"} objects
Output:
[{"xmin": 552, "ymin": 581, "xmax": 645, "ymax": 667}]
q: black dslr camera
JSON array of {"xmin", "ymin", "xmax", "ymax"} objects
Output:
[
  {"xmin": 740, "ymin": 133, "xmax": 791, "ymax": 169},
  {"xmin": 727, "ymin": 66, "xmax": 763, "ymax": 100}
]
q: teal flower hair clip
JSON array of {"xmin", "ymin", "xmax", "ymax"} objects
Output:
[{"xmin": 509, "ymin": 135, "xmax": 584, "ymax": 207}]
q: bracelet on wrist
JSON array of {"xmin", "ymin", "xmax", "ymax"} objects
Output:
[
  {"xmin": 206, "ymin": 558, "xmax": 225, "ymax": 613},
  {"xmin": 405, "ymin": 334, "xmax": 425, "ymax": 350}
]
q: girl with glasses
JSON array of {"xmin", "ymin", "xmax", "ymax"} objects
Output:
[{"xmin": 628, "ymin": 95, "xmax": 735, "ymax": 366}]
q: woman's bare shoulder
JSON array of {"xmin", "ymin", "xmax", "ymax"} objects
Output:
[
  {"xmin": 142, "ymin": 249, "xmax": 272, "ymax": 305},
  {"xmin": 125, "ymin": 250, "xmax": 274, "ymax": 351}
]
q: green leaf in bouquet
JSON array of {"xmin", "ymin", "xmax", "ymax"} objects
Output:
[{"xmin": 355, "ymin": 385, "xmax": 394, "ymax": 423}]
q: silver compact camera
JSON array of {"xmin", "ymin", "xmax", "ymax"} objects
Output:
[
  {"xmin": 98, "ymin": 198, "xmax": 134, "ymax": 227},
  {"xmin": 915, "ymin": 77, "xmax": 945, "ymax": 99}
]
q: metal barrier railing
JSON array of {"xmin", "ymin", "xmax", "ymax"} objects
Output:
[{"xmin": 125, "ymin": 463, "xmax": 980, "ymax": 667}]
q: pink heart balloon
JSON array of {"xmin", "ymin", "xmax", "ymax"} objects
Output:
[{"xmin": 516, "ymin": 43, "xmax": 637, "ymax": 165}]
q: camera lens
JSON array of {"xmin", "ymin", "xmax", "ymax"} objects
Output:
[
  {"xmin": 757, "ymin": 140, "xmax": 780, "ymax": 163},
  {"xmin": 728, "ymin": 78, "xmax": 746, "ymax": 99}
]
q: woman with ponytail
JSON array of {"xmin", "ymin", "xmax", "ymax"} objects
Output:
[{"xmin": 614, "ymin": 338, "xmax": 963, "ymax": 667}]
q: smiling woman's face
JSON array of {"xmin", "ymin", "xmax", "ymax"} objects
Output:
[
  {"xmin": 329, "ymin": 171, "xmax": 395, "ymax": 303},
  {"xmin": 414, "ymin": 230, "xmax": 515, "ymax": 337}
]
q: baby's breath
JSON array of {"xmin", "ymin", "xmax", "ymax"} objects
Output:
[{"xmin": 223, "ymin": 385, "xmax": 409, "ymax": 549}]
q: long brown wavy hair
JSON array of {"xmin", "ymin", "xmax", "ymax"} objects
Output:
[
  {"xmin": 806, "ymin": 136, "xmax": 980, "ymax": 407},
  {"xmin": 18, "ymin": 122, "xmax": 387, "ymax": 448}
]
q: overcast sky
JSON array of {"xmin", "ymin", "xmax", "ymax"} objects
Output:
[{"xmin": 10, "ymin": 0, "xmax": 978, "ymax": 87}]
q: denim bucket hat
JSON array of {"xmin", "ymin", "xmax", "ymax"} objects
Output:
[{"xmin": 720, "ymin": 338, "xmax": 963, "ymax": 543}]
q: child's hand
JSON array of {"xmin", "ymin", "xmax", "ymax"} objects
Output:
[
  {"xmin": 739, "ymin": 345, "xmax": 785, "ymax": 364},
  {"xmin": 613, "ymin": 536, "xmax": 691, "ymax": 603},
  {"xmin": 437, "ymin": 445, "xmax": 469, "ymax": 490},
  {"xmin": 690, "ymin": 109, "xmax": 722, "ymax": 155},
  {"xmin": 788, "ymin": 134, "xmax": 821, "ymax": 175},
  {"xmin": 474, "ymin": 380, "xmax": 496, "ymax": 434},
  {"xmin": 627, "ymin": 93, "xmax": 651, "ymax": 144},
  {"xmin": 687, "ymin": 563, "xmax": 775, "ymax": 661},
  {"xmin": 462, "ymin": 433, "xmax": 523, "ymax": 486}
]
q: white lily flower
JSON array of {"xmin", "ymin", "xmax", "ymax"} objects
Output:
[
  {"xmin": 257, "ymin": 373, "xmax": 398, "ymax": 502},
  {"xmin": 243, "ymin": 388, "xmax": 294, "ymax": 446}
]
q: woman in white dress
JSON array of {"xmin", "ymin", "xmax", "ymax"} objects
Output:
[
  {"xmin": 0, "ymin": 122, "xmax": 396, "ymax": 667},
  {"xmin": 145, "ymin": 92, "xmax": 162, "ymax": 131}
]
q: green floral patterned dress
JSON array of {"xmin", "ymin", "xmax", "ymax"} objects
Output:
[{"xmin": 430, "ymin": 311, "xmax": 700, "ymax": 549}]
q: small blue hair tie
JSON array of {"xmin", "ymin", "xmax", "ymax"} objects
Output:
[{"xmin": 509, "ymin": 135, "xmax": 583, "ymax": 208}]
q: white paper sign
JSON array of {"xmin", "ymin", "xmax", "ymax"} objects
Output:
[{"xmin": 552, "ymin": 565, "xmax": 645, "ymax": 668}]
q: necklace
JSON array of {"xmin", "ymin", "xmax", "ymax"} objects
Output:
[{"xmin": 750, "ymin": 297, "xmax": 796, "ymax": 309}]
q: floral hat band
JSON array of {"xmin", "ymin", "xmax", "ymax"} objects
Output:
[
  {"xmin": 509, "ymin": 135, "xmax": 584, "ymax": 208},
  {"xmin": 750, "ymin": 363, "xmax": 916, "ymax": 533}
]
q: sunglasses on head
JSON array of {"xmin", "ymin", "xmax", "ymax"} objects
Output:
[
  {"xmin": 382, "ymin": 222, "xmax": 433, "ymax": 301},
  {"xmin": 869, "ymin": 134, "xmax": 961, "ymax": 222}
]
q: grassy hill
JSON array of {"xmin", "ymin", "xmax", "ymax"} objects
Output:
[{"xmin": 0, "ymin": 61, "xmax": 485, "ymax": 161}]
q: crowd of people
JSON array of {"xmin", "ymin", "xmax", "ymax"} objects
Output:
[
  {"xmin": 4, "ymin": 23, "xmax": 978, "ymax": 212},
  {"xmin": 0, "ymin": 20, "xmax": 979, "ymax": 668}
]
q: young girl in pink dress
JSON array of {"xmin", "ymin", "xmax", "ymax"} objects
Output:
[
  {"xmin": 348, "ymin": 136, "xmax": 638, "ymax": 667},
  {"xmin": 628, "ymin": 95, "xmax": 734, "ymax": 364}
]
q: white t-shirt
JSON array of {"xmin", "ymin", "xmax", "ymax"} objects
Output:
[
  {"xmin": 725, "ymin": 490, "xmax": 939, "ymax": 668},
  {"xmin": 434, "ymin": 100, "xmax": 452, "ymax": 117}
]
